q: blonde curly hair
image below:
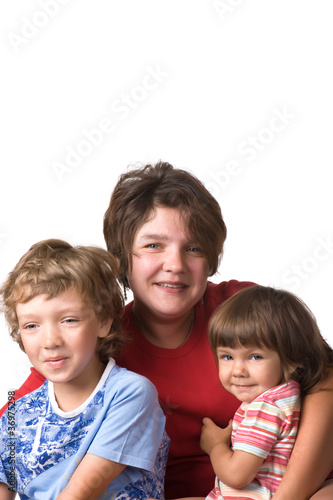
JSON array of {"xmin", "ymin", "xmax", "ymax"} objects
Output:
[{"xmin": 0, "ymin": 239, "xmax": 125, "ymax": 363}]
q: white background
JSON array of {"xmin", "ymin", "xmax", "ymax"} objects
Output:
[{"xmin": 0, "ymin": 0, "xmax": 332, "ymax": 410}]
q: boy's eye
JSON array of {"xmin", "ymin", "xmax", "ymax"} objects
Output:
[
  {"xmin": 23, "ymin": 324, "xmax": 38, "ymax": 331},
  {"xmin": 147, "ymin": 243, "xmax": 160, "ymax": 249},
  {"xmin": 63, "ymin": 318, "xmax": 79, "ymax": 324}
]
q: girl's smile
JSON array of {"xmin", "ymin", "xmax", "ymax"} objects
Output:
[{"xmin": 216, "ymin": 345, "xmax": 284, "ymax": 403}]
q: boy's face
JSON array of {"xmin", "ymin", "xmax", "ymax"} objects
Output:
[
  {"xmin": 16, "ymin": 288, "xmax": 112, "ymax": 406},
  {"xmin": 127, "ymin": 206, "xmax": 210, "ymax": 323},
  {"xmin": 216, "ymin": 344, "xmax": 284, "ymax": 403}
]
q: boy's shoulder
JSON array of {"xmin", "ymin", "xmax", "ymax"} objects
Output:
[
  {"xmin": 108, "ymin": 363, "xmax": 158, "ymax": 397},
  {"xmin": 1, "ymin": 380, "xmax": 48, "ymax": 428},
  {"xmin": 0, "ymin": 368, "xmax": 46, "ymax": 418}
]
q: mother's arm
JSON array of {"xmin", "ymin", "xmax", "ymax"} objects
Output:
[{"xmin": 273, "ymin": 367, "xmax": 333, "ymax": 500}]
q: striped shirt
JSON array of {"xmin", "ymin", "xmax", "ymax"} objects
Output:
[{"xmin": 208, "ymin": 380, "xmax": 300, "ymax": 500}]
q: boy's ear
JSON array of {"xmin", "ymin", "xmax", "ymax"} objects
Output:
[{"xmin": 98, "ymin": 317, "xmax": 113, "ymax": 338}]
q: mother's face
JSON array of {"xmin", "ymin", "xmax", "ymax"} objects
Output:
[{"xmin": 127, "ymin": 206, "xmax": 209, "ymax": 322}]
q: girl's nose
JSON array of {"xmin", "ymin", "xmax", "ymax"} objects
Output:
[{"xmin": 232, "ymin": 359, "xmax": 247, "ymax": 377}]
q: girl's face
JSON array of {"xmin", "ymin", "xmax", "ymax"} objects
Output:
[
  {"xmin": 128, "ymin": 206, "xmax": 210, "ymax": 322},
  {"xmin": 216, "ymin": 344, "xmax": 284, "ymax": 403}
]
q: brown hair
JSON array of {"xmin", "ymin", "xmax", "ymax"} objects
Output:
[
  {"xmin": 0, "ymin": 239, "xmax": 125, "ymax": 363},
  {"xmin": 103, "ymin": 161, "xmax": 227, "ymax": 288},
  {"xmin": 209, "ymin": 285, "xmax": 333, "ymax": 395}
]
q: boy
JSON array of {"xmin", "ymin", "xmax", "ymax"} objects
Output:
[{"xmin": 0, "ymin": 239, "xmax": 169, "ymax": 500}]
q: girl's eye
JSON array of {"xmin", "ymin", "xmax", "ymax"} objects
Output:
[
  {"xmin": 219, "ymin": 354, "xmax": 233, "ymax": 361},
  {"xmin": 251, "ymin": 354, "xmax": 263, "ymax": 360},
  {"xmin": 146, "ymin": 243, "xmax": 160, "ymax": 249}
]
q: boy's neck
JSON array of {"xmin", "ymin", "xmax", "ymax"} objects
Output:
[{"xmin": 52, "ymin": 359, "xmax": 107, "ymax": 412}]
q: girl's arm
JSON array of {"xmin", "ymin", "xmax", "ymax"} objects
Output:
[
  {"xmin": 200, "ymin": 417, "xmax": 264, "ymax": 488},
  {"xmin": 56, "ymin": 453, "xmax": 126, "ymax": 500},
  {"xmin": 273, "ymin": 368, "xmax": 333, "ymax": 500},
  {"xmin": 0, "ymin": 483, "xmax": 15, "ymax": 500}
]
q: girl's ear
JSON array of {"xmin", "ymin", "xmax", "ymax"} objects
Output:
[
  {"xmin": 98, "ymin": 317, "xmax": 113, "ymax": 339},
  {"xmin": 283, "ymin": 363, "xmax": 299, "ymax": 382}
]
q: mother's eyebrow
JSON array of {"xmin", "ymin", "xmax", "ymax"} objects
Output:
[{"xmin": 137, "ymin": 233, "xmax": 170, "ymax": 242}]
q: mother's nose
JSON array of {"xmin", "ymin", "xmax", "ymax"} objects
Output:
[{"xmin": 162, "ymin": 248, "xmax": 185, "ymax": 273}]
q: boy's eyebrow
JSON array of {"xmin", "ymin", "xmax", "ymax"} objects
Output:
[
  {"xmin": 16, "ymin": 313, "xmax": 36, "ymax": 321},
  {"xmin": 17, "ymin": 306, "xmax": 89, "ymax": 320}
]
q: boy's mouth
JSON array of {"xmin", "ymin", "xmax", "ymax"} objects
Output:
[{"xmin": 44, "ymin": 357, "xmax": 68, "ymax": 368}]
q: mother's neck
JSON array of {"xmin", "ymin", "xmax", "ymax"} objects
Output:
[{"xmin": 132, "ymin": 305, "xmax": 195, "ymax": 349}]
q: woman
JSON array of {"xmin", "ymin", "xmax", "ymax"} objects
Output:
[
  {"xmin": 4, "ymin": 161, "xmax": 333, "ymax": 499},
  {"xmin": 103, "ymin": 161, "xmax": 333, "ymax": 499}
]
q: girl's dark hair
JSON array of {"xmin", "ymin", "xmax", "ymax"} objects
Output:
[
  {"xmin": 103, "ymin": 161, "xmax": 227, "ymax": 288},
  {"xmin": 209, "ymin": 285, "xmax": 333, "ymax": 395}
]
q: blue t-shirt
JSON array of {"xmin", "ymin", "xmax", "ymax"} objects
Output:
[{"xmin": 0, "ymin": 359, "xmax": 169, "ymax": 499}]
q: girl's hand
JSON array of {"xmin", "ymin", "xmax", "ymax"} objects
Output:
[{"xmin": 200, "ymin": 417, "xmax": 232, "ymax": 455}]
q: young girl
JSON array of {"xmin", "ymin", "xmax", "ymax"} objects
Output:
[{"xmin": 201, "ymin": 285, "xmax": 333, "ymax": 500}]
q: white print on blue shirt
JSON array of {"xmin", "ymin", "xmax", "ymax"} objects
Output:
[{"xmin": 0, "ymin": 359, "xmax": 169, "ymax": 500}]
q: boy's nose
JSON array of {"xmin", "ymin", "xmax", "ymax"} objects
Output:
[{"xmin": 42, "ymin": 325, "xmax": 63, "ymax": 348}]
